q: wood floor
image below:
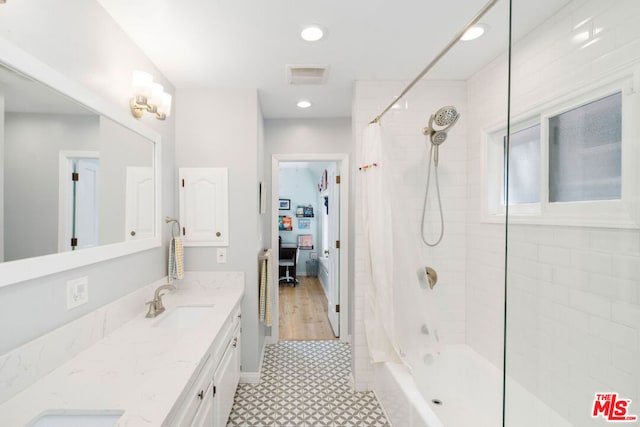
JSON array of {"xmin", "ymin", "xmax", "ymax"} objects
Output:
[{"xmin": 279, "ymin": 276, "xmax": 337, "ymax": 341}]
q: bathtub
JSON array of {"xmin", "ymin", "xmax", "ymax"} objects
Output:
[{"xmin": 373, "ymin": 345, "xmax": 573, "ymax": 427}]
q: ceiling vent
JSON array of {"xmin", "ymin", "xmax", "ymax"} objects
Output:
[{"xmin": 286, "ymin": 65, "xmax": 328, "ymax": 85}]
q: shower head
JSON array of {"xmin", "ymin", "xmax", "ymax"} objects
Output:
[
  {"xmin": 433, "ymin": 106, "xmax": 459, "ymax": 127},
  {"xmin": 422, "ymin": 105, "xmax": 460, "ymax": 146}
]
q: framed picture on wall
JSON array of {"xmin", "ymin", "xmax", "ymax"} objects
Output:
[
  {"xmin": 298, "ymin": 218, "xmax": 311, "ymax": 229},
  {"xmin": 279, "ymin": 199, "xmax": 291, "ymax": 210},
  {"xmin": 279, "ymin": 216, "xmax": 293, "ymax": 231},
  {"xmin": 297, "ymin": 234, "xmax": 313, "ymax": 249}
]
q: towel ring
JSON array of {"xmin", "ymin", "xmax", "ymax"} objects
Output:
[{"xmin": 165, "ymin": 217, "xmax": 181, "ymax": 239}]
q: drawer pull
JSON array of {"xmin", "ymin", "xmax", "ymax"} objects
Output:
[
  {"xmin": 197, "ymin": 390, "xmax": 204, "ymax": 400},
  {"xmin": 232, "ymin": 337, "xmax": 238, "ymax": 348}
]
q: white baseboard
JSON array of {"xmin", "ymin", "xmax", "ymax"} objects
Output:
[
  {"xmin": 239, "ymin": 372, "xmax": 261, "ymax": 384},
  {"xmin": 265, "ymin": 335, "xmax": 278, "ymax": 345},
  {"xmin": 240, "ymin": 338, "xmax": 267, "ymax": 384}
]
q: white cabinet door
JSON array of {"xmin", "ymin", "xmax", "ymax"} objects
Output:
[
  {"xmin": 171, "ymin": 355, "xmax": 214, "ymax": 427},
  {"xmin": 213, "ymin": 328, "xmax": 240, "ymax": 426},
  {"xmin": 179, "ymin": 168, "xmax": 229, "ymax": 246},
  {"xmin": 191, "ymin": 380, "xmax": 214, "ymax": 427}
]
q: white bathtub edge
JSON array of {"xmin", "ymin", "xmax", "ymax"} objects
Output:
[{"xmin": 373, "ymin": 361, "xmax": 445, "ymax": 427}]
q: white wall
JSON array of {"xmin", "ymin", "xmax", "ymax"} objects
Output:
[
  {"xmin": 352, "ymin": 80, "xmax": 468, "ymax": 390},
  {"xmin": 175, "ymin": 87, "xmax": 264, "ymax": 373},
  {"xmin": 467, "ymin": 0, "xmax": 640, "ymax": 425},
  {"xmin": 0, "ymin": 0, "xmax": 175, "ymax": 355},
  {"xmin": 4, "ymin": 113, "xmax": 100, "ymax": 260}
]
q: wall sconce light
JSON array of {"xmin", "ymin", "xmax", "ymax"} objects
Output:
[{"xmin": 130, "ymin": 71, "xmax": 172, "ymax": 120}]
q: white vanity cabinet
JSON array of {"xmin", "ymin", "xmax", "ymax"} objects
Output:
[
  {"xmin": 213, "ymin": 323, "xmax": 241, "ymax": 426},
  {"xmin": 170, "ymin": 305, "xmax": 241, "ymax": 427},
  {"xmin": 179, "ymin": 168, "xmax": 229, "ymax": 246}
]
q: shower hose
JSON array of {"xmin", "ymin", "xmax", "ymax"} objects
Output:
[{"xmin": 420, "ymin": 143, "xmax": 444, "ymax": 247}]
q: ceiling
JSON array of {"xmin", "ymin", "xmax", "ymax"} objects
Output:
[{"xmin": 97, "ymin": 0, "xmax": 570, "ymax": 119}]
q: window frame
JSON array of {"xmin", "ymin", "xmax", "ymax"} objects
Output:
[{"xmin": 481, "ymin": 71, "xmax": 639, "ymax": 229}]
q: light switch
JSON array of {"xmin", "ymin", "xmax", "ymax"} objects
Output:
[
  {"xmin": 217, "ymin": 248, "xmax": 227, "ymax": 263},
  {"xmin": 67, "ymin": 276, "xmax": 89, "ymax": 309}
]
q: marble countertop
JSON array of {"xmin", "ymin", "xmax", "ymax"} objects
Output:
[{"xmin": 0, "ymin": 281, "xmax": 244, "ymax": 427}]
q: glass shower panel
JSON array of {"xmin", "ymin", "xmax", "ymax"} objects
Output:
[{"xmin": 505, "ymin": 1, "xmax": 640, "ymax": 426}]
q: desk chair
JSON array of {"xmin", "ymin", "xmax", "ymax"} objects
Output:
[{"xmin": 279, "ymin": 238, "xmax": 299, "ymax": 286}]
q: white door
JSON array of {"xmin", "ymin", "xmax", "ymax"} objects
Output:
[
  {"xmin": 125, "ymin": 167, "xmax": 154, "ymax": 240},
  {"xmin": 73, "ymin": 159, "xmax": 100, "ymax": 250},
  {"xmin": 327, "ymin": 166, "xmax": 340, "ymax": 337}
]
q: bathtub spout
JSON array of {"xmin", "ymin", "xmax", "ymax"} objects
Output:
[
  {"xmin": 416, "ymin": 266, "xmax": 438, "ymax": 289},
  {"xmin": 426, "ymin": 267, "xmax": 437, "ymax": 289}
]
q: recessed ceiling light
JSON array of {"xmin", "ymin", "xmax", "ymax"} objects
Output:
[
  {"xmin": 461, "ymin": 24, "xmax": 489, "ymax": 41},
  {"xmin": 301, "ymin": 25, "xmax": 325, "ymax": 42},
  {"xmin": 297, "ymin": 100, "xmax": 312, "ymax": 109}
]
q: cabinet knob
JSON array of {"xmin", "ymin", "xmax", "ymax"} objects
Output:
[
  {"xmin": 197, "ymin": 390, "xmax": 204, "ymax": 400},
  {"xmin": 216, "ymin": 232, "xmax": 221, "ymax": 237},
  {"xmin": 130, "ymin": 231, "xmax": 136, "ymax": 236}
]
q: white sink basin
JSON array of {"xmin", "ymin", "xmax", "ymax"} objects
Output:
[
  {"xmin": 29, "ymin": 411, "xmax": 123, "ymax": 427},
  {"xmin": 153, "ymin": 305, "xmax": 215, "ymax": 328}
]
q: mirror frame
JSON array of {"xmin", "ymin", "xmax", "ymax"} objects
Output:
[{"xmin": 0, "ymin": 37, "xmax": 162, "ymax": 288}]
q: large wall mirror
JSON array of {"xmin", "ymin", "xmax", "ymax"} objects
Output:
[{"xmin": 0, "ymin": 38, "xmax": 161, "ymax": 287}]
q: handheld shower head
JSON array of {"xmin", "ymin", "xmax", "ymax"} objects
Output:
[{"xmin": 431, "ymin": 131, "xmax": 448, "ymax": 146}]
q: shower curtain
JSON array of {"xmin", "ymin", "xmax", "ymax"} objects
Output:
[
  {"xmin": 360, "ymin": 122, "xmax": 441, "ymax": 364},
  {"xmin": 360, "ymin": 123, "xmax": 398, "ymax": 363}
]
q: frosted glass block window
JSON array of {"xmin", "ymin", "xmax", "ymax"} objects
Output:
[
  {"xmin": 504, "ymin": 124, "xmax": 540, "ymax": 205},
  {"xmin": 549, "ymin": 92, "xmax": 622, "ymax": 202}
]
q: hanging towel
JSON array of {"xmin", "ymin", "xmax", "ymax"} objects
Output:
[
  {"xmin": 169, "ymin": 237, "xmax": 185, "ymax": 283},
  {"xmin": 259, "ymin": 250, "xmax": 272, "ymax": 327}
]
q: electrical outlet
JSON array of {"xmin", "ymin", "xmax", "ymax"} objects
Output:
[
  {"xmin": 217, "ymin": 248, "xmax": 227, "ymax": 263},
  {"xmin": 67, "ymin": 276, "xmax": 89, "ymax": 309}
]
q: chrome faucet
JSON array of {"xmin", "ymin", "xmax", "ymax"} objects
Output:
[{"xmin": 145, "ymin": 284, "xmax": 176, "ymax": 318}]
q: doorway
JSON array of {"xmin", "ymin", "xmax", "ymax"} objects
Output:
[
  {"xmin": 58, "ymin": 151, "xmax": 100, "ymax": 252},
  {"xmin": 271, "ymin": 154, "xmax": 349, "ymax": 343}
]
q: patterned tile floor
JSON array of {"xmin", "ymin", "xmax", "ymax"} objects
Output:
[{"xmin": 227, "ymin": 341, "xmax": 391, "ymax": 427}]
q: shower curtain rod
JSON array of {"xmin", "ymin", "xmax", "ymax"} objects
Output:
[{"xmin": 369, "ymin": 0, "xmax": 498, "ymax": 124}]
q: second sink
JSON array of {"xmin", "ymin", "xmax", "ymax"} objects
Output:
[
  {"xmin": 29, "ymin": 411, "xmax": 123, "ymax": 427},
  {"xmin": 153, "ymin": 305, "xmax": 215, "ymax": 328}
]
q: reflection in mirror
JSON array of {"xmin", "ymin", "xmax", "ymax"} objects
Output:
[{"xmin": 0, "ymin": 64, "xmax": 155, "ymax": 263}]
